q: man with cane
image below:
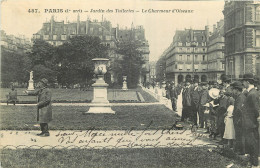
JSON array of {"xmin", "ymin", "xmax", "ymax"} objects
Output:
[{"xmin": 30, "ymin": 78, "xmax": 52, "ymax": 137}]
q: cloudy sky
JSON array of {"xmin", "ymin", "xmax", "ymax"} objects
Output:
[{"xmin": 1, "ymin": 0, "xmax": 224, "ymax": 61}]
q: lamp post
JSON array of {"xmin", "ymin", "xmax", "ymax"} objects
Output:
[{"xmin": 191, "ymin": 41, "xmax": 197, "ymax": 81}]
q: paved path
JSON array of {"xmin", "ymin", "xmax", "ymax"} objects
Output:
[{"xmin": 1, "ymin": 102, "xmax": 164, "ymax": 106}]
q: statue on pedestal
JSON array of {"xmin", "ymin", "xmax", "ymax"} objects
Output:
[{"xmin": 122, "ymin": 76, "xmax": 128, "ymax": 90}]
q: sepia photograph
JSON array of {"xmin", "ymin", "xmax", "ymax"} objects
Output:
[{"xmin": 0, "ymin": 0, "xmax": 260, "ymax": 167}]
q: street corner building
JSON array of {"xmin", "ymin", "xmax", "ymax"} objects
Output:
[{"xmin": 223, "ymin": 1, "xmax": 260, "ymax": 80}]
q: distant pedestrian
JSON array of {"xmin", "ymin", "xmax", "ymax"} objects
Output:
[
  {"xmin": 170, "ymin": 81, "xmax": 177, "ymax": 111},
  {"xmin": 199, "ymin": 82, "xmax": 210, "ymax": 129},
  {"xmin": 241, "ymin": 73, "xmax": 260, "ymax": 167},
  {"xmin": 7, "ymin": 86, "xmax": 17, "ymax": 105},
  {"xmin": 190, "ymin": 79, "xmax": 200, "ymax": 126},
  {"xmin": 182, "ymin": 80, "xmax": 192, "ymax": 121}
]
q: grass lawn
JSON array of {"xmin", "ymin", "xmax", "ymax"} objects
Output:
[
  {"xmin": 0, "ymin": 88, "xmax": 157, "ymax": 103},
  {"xmin": 0, "ymin": 105, "xmax": 179, "ymax": 130},
  {"xmin": 0, "ymin": 147, "xmax": 247, "ymax": 168}
]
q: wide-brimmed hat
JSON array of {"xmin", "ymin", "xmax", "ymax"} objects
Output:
[
  {"xmin": 231, "ymin": 81, "xmax": 244, "ymax": 90},
  {"xmin": 209, "ymin": 88, "xmax": 220, "ymax": 99},
  {"xmin": 200, "ymin": 82, "xmax": 208, "ymax": 86},
  {"xmin": 242, "ymin": 73, "xmax": 256, "ymax": 81},
  {"xmin": 40, "ymin": 78, "xmax": 48, "ymax": 86},
  {"xmin": 222, "ymin": 75, "xmax": 231, "ymax": 83},
  {"xmin": 193, "ymin": 78, "xmax": 199, "ymax": 84}
]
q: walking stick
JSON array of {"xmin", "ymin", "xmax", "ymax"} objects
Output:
[{"xmin": 37, "ymin": 106, "xmax": 39, "ymax": 121}]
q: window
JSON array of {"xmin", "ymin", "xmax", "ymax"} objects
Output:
[
  {"xmin": 203, "ymin": 55, "xmax": 206, "ymax": 61},
  {"xmin": 43, "ymin": 35, "xmax": 49, "ymax": 40},
  {"xmin": 256, "ymin": 7, "xmax": 260, "ymax": 21},
  {"xmin": 203, "ymin": 48, "xmax": 206, "ymax": 52},
  {"xmin": 90, "ymin": 28, "xmax": 94, "ymax": 33},
  {"xmin": 186, "ymin": 64, "xmax": 191, "ymax": 70},
  {"xmin": 187, "ymin": 55, "xmax": 190, "ymax": 61},
  {"xmin": 53, "ymin": 35, "xmax": 57, "ymax": 40},
  {"xmin": 61, "ymin": 35, "xmax": 67, "ymax": 40},
  {"xmin": 195, "ymin": 55, "xmax": 198, "ymax": 61},
  {"xmin": 175, "ymin": 64, "xmax": 178, "ymax": 69},
  {"xmin": 179, "ymin": 55, "xmax": 182, "ymax": 61},
  {"xmin": 256, "ymin": 30, "xmax": 260, "ymax": 47},
  {"xmin": 106, "ymin": 36, "xmax": 111, "ymax": 40},
  {"xmin": 179, "ymin": 48, "xmax": 182, "ymax": 51},
  {"xmin": 187, "ymin": 48, "xmax": 190, "ymax": 52},
  {"xmin": 179, "ymin": 64, "xmax": 183, "ymax": 70}
]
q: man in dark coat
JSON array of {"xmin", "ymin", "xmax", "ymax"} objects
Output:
[
  {"xmin": 190, "ymin": 79, "xmax": 200, "ymax": 126},
  {"xmin": 32, "ymin": 78, "xmax": 52, "ymax": 137},
  {"xmin": 215, "ymin": 88, "xmax": 228, "ymax": 143},
  {"xmin": 242, "ymin": 73, "xmax": 260, "ymax": 167},
  {"xmin": 199, "ymin": 82, "xmax": 209, "ymax": 128},
  {"xmin": 231, "ymin": 81, "xmax": 246, "ymax": 155},
  {"xmin": 7, "ymin": 86, "xmax": 17, "ymax": 105},
  {"xmin": 170, "ymin": 81, "xmax": 178, "ymax": 111},
  {"xmin": 182, "ymin": 80, "xmax": 192, "ymax": 121},
  {"xmin": 222, "ymin": 75, "xmax": 233, "ymax": 97}
]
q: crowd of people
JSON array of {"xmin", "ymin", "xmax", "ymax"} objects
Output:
[{"xmin": 165, "ymin": 73, "xmax": 260, "ymax": 167}]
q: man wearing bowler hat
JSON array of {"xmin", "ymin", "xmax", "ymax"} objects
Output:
[
  {"xmin": 231, "ymin": 81, "xmax": 246, "ymax": 155},
  {"xmin": 35, "ymin": 78, "xmax": 52, "ymax": 137},
  {"xmin": 241, "ymin": 73, "xmax": 260, "ymax": 167}
]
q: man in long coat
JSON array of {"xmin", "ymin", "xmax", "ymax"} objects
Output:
[
  {"xmin": 190, "ymin": 79, "xmax": 200, "ymax": 126},
  {"xmin": 215, "ymin": 89, "xmax": 228, "ymax": 143},
  {"xmin": 182, "ymin": 80, "xmax": 192, "ymax": 121},
  {"xmin": 33, "ymin": 78, "xmax": 52, "ymax": 137},
  {"xmin": 199, "ymin": 82, "xmax": 209, "ymax": 129},
  {"xmin": 242, "ymin": 73, "xmax": 260, "ymax": 167},
  {"xmin": 231, "ymin": 81, "xmax": 246, "ymax": 155}
]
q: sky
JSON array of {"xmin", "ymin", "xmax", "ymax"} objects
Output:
[{"xmin": 1, "ymin": 0, "xmax": 225, "ymax": 62}]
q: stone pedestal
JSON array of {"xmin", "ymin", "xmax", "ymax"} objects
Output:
[
  {"xmin": 122, "ymin": 76, "xmax": 128, "ymax": 90},
  {"xmin": 26, "ymin": 71, "xmax": 35, "ymax": 95},
  {"xmin": 84, "ymin": 58, "xmax": 115, "ymax": 114}
]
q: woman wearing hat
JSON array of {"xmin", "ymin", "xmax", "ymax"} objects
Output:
[{"xmin": 32, "ymin": 78, "xmax": 52, "ymax": 137}]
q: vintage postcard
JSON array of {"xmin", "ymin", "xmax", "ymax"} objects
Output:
[{"xmin": 1, "ymin": 0, "xmax": 260, "ymax": 167}]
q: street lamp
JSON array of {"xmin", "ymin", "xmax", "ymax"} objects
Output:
[{"xmin": 191, "ymin": 41, "xmax": 197, "ymax": 80}]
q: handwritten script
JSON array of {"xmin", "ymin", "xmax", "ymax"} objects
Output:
[{"xmin": 0, "ymin": 127, "xmax": 213, "ymax": 149}]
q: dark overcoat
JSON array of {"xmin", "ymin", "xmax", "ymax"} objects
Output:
[
  {"xmin": 242, "ymin": 88, "xmax": 260, "ymax": 129},
  {"xmin": 182, "ymin": 86, "xmax": 192, "ymax": 107},
  {"xmin": 37, "ymin": 88, "xmax": 52, "ymax": 123}
]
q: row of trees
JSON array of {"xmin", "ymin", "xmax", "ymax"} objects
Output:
[{"xmin": 1, "ymin": 36, "xmax": 145, "ymax": 88}]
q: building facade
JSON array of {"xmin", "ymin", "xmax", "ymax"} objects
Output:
[
  {"xmin": 163, "ymin": 28, "xmax": 209, "ymax": 84},
  {"xmin": 1, "ymin": 30, "xmax": 31, "ymax": 53},
  {"xmin": 207, "ymin": 20, "xmax": 225, "ymax": 82},
  {"xmin": 223, "ymin": 1, "xmax": 260, "ymax": 80},
  {"xmin": 115, "ymin": 24, "xmax": 150, "ymax": 83}
]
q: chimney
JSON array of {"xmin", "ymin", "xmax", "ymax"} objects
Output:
[
  {"xmin": 205, "ymin": 25, "xmax": 209, "ymax": 42},
  {"xmin": 51, "ymin": 15, "xmax": 54, "ymax": 35}
]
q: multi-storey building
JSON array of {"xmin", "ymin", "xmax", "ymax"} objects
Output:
[
  {"xmin": 163, "ymin": 27, "xmax": 209, "ymax": 84},
  {"xmin": 33, "ymin": 15, "xmax": 117, "ymax": 49},
  {"xmin": 1, "ymin": 30, "xmax": 31, "ymax": 53},
  {"xmin": 223, "ymin": 1, "xmax": 260, "ymax": 80},
  {"xmin": 207, "ymin": 20, "xmax": 225, "ymax": 82},
  {"xmin": 115, "ymin": 24, "xmax": 150, "ymax": 83}
]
